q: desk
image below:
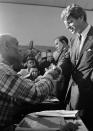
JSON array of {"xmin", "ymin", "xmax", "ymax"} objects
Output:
[
  {"xmin": 15, "ymin": 113, "xmax": 65, "ymax": 131},
  {"xmin": 14, "ymin": 97, "xmax": 64, "ymax": 124}
]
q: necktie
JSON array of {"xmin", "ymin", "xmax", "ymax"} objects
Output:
[
  {"xmin": 75, "ymin": 34, "xmax": 82, "ymax": 61},
  {"xmin": 79, "ymin": 34, "xmax": 82, "ymax": 41}
]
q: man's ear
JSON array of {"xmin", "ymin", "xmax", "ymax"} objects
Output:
[{"xmin": 79, "ymin": 16, "xmax": 84, "ymax": 22}]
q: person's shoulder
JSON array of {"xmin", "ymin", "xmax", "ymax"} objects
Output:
[{"xmin": 87, "ymin": 25, "xmax": 93, "ymax": 35}]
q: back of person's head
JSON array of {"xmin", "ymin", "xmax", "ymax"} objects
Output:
[
  {"xmin": 0, "ymin": 34, "xmax": 21, "ymax": 65},
  {"xmin": 0, "ymin": 34, "xmax": 18, "ymax": 50},
  {"xmin": 61, "ymin": 4, "xmax": 87, "ymax": 22}
]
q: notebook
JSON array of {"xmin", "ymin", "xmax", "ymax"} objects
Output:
[{"xmin": 35, "ymin": 110, "xmax": 78, "ymax": 118}]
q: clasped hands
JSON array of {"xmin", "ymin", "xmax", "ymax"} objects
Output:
[{"xmin": 35, "ymin": 64, "xmax": 62, "ymax": 82}]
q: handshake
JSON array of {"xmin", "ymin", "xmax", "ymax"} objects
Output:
[{"xmin": 35, "ymin": 65, "xmax": 62, "ymax": 82}]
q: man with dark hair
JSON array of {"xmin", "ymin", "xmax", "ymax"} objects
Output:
[
  {"xmin": 54, "ymin": 35, "xmax": 69, "ymax": 65},
  {"xmin": 61, "ymin": 4, "xmax": 93, "ymax": 130},
  {"xmin": 53, "ymin": 36, "xmax": 71, "ymax": 105}
]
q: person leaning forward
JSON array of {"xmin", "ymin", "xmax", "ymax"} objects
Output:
[
  {"xmin": 61, "ymin": 4, "xmax": 93, "ymax": 131},
  {"xmin": 0, "ymin": 34, "xmax": 62, "ymax": 131}
]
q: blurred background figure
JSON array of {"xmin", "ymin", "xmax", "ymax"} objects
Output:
[
  {"xmin": 28, "ymin": 40, "xmax": 40, "ymax": 58},
  {"xmin": 23, "ymin": 40, "xmax": 40, "ymax": 66},
  {"xmin": 17, "ymin": 57, "xmax": 38, "ymax": 78},
  {"xmin": 26, "ymin": 66, "xmax": 39, "ymax": 81},
  {"xmin": 46, "ymin": 49, "xmax": 55, "ymax": 69},
  {"xmin": 35, "ymin": 51, "xmax": 42, "ymax": 64},
  {"xmin": 38, "ymin": 51, "xmax": 47, "ymax": 75}
]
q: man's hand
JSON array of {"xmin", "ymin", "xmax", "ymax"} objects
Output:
[
  {"xmin": 44, "ymin": 66, "xmax": 62, "ymax": 81},
  {"xmin": 35, "ymin": 75, "xmax": 44, "ymax": 82}
]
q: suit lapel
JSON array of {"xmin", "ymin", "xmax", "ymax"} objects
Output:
[
  {"xmin": 55, "ymin": 49, "xmax": 63, "ymax": 64},
  {"xmin": 76, "ymin": 26, "xmax": 93, "ymax": 65}
]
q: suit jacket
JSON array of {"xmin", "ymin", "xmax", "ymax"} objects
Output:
[
  {"xmin": 54, "ymin": 47, "xmax": 68, "ymax": 65},
  {"xmin": 66, "ymin": 26, "xmax": 93, "ymax": 130},
  {"xmin": 54, "ymin": 47, "xmax": 72, "ymax": 106}
]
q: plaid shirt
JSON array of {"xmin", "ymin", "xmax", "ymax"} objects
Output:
[{"xmin": 0, "ymin": 63, "xmax": 61, "ymax": 127}]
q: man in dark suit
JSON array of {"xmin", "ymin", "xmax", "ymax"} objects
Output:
[
  {"xmin": 53, "ymin": 36, "xmax": 72, "ymax": 106},
  {"xmin": 61, "ymin": 4, "xmax": 93, "ymax": 130}
]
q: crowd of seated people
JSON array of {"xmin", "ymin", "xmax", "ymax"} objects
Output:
[
  {"xmin": 19, "ymin": 48, "xmax": 56, "ymax": 79},
  {"xmin": 16, "ymin": 36, "xmax": 71, "ymax": 100},
  {"xmin": 16, "ymin": 37, "xmax": 71, "ymax": 106}
]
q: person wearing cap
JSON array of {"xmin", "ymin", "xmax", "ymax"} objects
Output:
[
  {"xmin": 61, "ymin": 4, "xmax": 93, "ymax": 130},
  {"xmin": 0, "ymin": 34, "xmax": 62, "ymax": 131}
]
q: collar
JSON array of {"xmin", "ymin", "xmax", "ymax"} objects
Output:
[{"xmin": 81, "ymin": 24, "xmax": 91, "ymax": 39}]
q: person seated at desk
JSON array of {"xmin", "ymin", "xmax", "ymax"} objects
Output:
[
  {"xmin": 0, "ymin": 34, "xmax": 62, "ymax": 131},
  {"xmin": 25, "ymin": 66, "xmax": 39, "ymax": 81},
  {"xmin": 17, "ymin": 57, "xmax": 37, "ymax": 78}
]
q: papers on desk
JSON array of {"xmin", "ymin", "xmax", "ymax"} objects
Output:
[{"xmin": 35, "ymin": 110, "xmax": 78, "ymax": 118}]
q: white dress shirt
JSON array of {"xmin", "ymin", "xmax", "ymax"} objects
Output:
[{"xmin": 79, "ymin": 24, "xmax": 91, "ymax": 53}]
